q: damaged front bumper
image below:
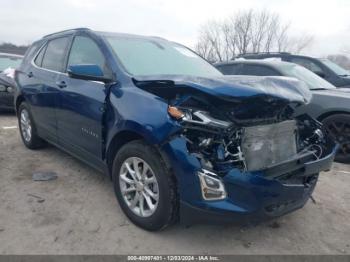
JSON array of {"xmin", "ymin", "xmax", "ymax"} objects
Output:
[{"xmin": 161, "ymin": 137, "xmax": 337, "ymax": 225}]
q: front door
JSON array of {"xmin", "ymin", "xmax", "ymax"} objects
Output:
[{"xmin": 56, "ymin": 35, "xmax": 109, "ymax": 167}]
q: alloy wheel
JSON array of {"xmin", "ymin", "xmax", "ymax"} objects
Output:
[
  {"xmin": 119, "ymin": 157, "xmax": 159, "ymax": 217},
  {"xmin": 20, "ymin": 109, "xmax": 32, "ymax": 143}
]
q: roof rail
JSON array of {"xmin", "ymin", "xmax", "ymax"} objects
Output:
[
  {"xmin": 236, "ymin": 52, "xmax": 291, "ymax": 57},
  {"xmin": 43, "ymin": 28, "xmax": 91, "ymax": 38}
]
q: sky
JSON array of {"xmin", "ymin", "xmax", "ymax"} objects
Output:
[{"xmin": 0, "ymin": 0, "xmax": 349, "ymax": 57}]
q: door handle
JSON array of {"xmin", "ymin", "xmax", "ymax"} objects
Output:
[
  {"xmin": 27, "ymin": 72, "xmax": 33, "ymax": 78},
  {"xmin": 56, "ymin": 81, "xmax": 67, "ymax": 89}
]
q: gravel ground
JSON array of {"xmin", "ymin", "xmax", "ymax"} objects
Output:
[{"xmin": 0, "ymin": 112, "xmax": 349, "ymax": 255}]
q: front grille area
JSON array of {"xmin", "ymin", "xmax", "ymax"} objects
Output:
[{"xmin": 241, "ymin": 120, "xmax": 297, "ymax": 171}]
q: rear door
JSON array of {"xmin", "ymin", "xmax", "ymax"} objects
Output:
[
  {"xmin": 25, "ymin": 36, "xmax": 71, "ymax": 142},
  {"xmin": 56, "ymin": 35, "xmax": 110, "ymax": 167}
]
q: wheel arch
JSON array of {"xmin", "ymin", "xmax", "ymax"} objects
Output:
[
  {"xmin": 15, "ymin": 95, "xmax": 25, "ymax": 114},
  {"xmin": 105, "ymin": 129, "xmax": 175, "ymax": 181},
  {"xmin": 317, "ymin": 111, "xmax": 350, "ymax": 122},
  {"xmin": 106, "ymin": 130, "xmax": 144, "ymax": 178}
]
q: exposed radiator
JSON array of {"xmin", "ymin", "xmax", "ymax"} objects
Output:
[{"xmin": 241, "ymin": 120, "xmax": 297, "ymax": 171}]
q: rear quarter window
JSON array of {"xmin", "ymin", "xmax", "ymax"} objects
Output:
[
  {"xmin": 34, "ymin": 44, "xmax": 46, "ymax": 67},
  {"xmin": 21, "ymin": 41, "xmax": 42, "ymax": 66}
]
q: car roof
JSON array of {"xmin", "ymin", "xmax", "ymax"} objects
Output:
[
  {"xmin": 236, "ymin": 52, "xmax": 291, "ymax": 57},
  {"xmin": 42, "ymin": 27, "xmax": 91, "ymax": 38},
  {"xmin": 235, "ymin": 52, "xmax": 322, "ymax": 60},
  {"xmin": 42, "ymin": 27, "xmax": 168, "ymax": 42},
  {"xmin": 215, "ymin": 59, "xmax": 295, "ymax": 68}
]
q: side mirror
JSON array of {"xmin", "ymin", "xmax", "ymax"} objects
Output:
[
  {"xmin": 314, "ymin": 71, "xmax": 326, "ymax": 78},
  {"xmin": 67, "ymin": 64, "xmax": 112, "ymax": 83}
]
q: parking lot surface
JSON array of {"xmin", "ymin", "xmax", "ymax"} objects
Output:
[{"xmin": 0, "ymin": 112, "xmax": 349, "ymax": 255}]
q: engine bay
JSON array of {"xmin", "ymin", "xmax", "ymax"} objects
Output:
[
  {"xmin": 171, "ymin": 99, "xmax": 333, "ymax": 177},
  {"xmin": 133, "ymin": 75, "xmax": 334, "ymax": 178}
]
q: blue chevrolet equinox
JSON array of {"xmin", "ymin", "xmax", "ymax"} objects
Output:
[{"xmin": 15, "ymin": 28, "xmax": 336, "ymax": 230}]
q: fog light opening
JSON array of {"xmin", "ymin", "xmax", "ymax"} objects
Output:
[{"xmin": 198, "ymin": 169, "xmax": 227, "ymax": 201}]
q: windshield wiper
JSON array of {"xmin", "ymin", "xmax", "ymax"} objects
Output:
[{"xmin": 338, "ymin": 74, "xmax": 350, "ymax": 77}]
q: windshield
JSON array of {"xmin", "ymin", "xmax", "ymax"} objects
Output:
[
  {"xmin": 104, "ymin": 36, "xmax": 222, "ymax": 77},
  {"xmin": 0, "ymin": 56, "xmax": 22, "ymax": 72},
  {"xmin": 278, "ymin": 63, "xmax": 336, "ymax": 90},
  {"xmin": 319, "ymin": 58, "xmax": 350, "ymax": 76}
]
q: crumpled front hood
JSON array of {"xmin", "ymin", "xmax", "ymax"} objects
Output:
[{"xmin": 133, "ymin": 74, "xmax": 312, "ymax": 105}]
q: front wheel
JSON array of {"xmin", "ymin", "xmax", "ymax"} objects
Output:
[
  {"xmin": 322, "ymin": 114, "xmax": 350, "ymax": 163},
  {"xmin": 18, "ymin": 102, "xmax": 46, "ymax": 149},
  {"xmin": 112, "ymin": 140, "xmax": 178, "ymax": 231}
]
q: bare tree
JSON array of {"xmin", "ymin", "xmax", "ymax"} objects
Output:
[
  {"xmin": 194, "ymin": 9, "xmax": 313, "ymax": 62},
  {"xmin": 263, "ymin": 14, "xmax": 279, "ymax": 52},
  {"xmin": 250, "ymin": 10, "xmax": 270, "ymax": 52},
  {"xmin": 221, "ymin": 20, "xmax": 237, "ymax": 59},
  {"xmin": 234, "ymin": 10, "xmax": 253, "ymax": 55},
  {"xmin": 194, "ymin": 38, "xmax": 213, "ymax": 62},
  {"xmin": 197, "ymin": 21, "xmax": 226, "ymax": 62},
  {"xmin": 290, "ymin": 35, "xmax": 314, "ymax": 54},
  {"xmin": 276, "ymin": 23, "xmax": 291, "ymax": 52}
]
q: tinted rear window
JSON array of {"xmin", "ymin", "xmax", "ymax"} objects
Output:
[
  {"xmin": 41, "ymin": 37, "xmax": 70, "ymax": 72},
  {"xmin": 240, "ymin": 64, "xmax": 280, "ymax": 76},
  {"xmin": 217, "ymin": 64, "xmax": 241, "ymax": 75},
  {"xmin": 21, "ymin": 41, "xmax": 42, "ymax": 66},
  {"xmin": 34, "ymin": 45, "xmax": 46, "ymax": 67}
]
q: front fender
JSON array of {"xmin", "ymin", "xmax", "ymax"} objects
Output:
[{"xmin": 105, "ymin": 85, "xmax": 182, "ymax": 149}]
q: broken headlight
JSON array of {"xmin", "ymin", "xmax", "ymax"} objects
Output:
[
  {"xmin": 197, "ymin": 169, "xmax": 227, "ymax": 200},
  {"xmin": 168, "ymin": 106, "xmax": 231, "ymax": 129}
]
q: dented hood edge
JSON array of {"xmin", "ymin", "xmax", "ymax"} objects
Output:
[{"xmin": 133, "ymin": 75, "xmax": 312, "ymax": 105}]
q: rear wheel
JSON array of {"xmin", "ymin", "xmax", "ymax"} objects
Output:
[
  {"xmin": 112, "ymin": 140, "xmax": 178, "ymax": 231},
  {"xmin": 322, "ymin": 114, "xmax": 350, "ymax": 163},
  {"xmin": 18, "ymin": 102, "xmax": 46, "ymax": 149}
]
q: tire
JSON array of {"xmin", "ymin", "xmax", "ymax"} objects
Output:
[
  {"xmin": 112, "ymin": 140, "xmax": 178, "ymax": 231},
  {"xmin": 18, "ymin": 102, "xmax": 46, "ymax": 149},
  {"xmin": 322, "ymin": 114, "xmax": 350, "ymax": 163}
]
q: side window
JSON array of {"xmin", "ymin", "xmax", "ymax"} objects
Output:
[
  {"xmin": 41, "ymin": 37, "xmax": 70, "ymax": 72},
  {"xmin": 290, "ymin": 57, "xmax": 323, "ymax": 74},
  {"xmin": 217, "ymin": 64, "xmax": 241, "ymax": 75},
  {"xmin": 34, "ymin": 44, "xmax": 46, "ymax": 67},
  {"xmin": 22, "ymin": 41, "xmax": 41, "ymax": 65},
  {"xmin": 241, "ymin": 65, "xmax": 280, "ymax": 76},
  {"xmin": 67, "ymin": 36, "xmax": 107, "ymax": 74}
]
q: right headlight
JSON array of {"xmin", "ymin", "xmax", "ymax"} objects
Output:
[{"xmin": 0, "ymin": 84, "xmax": 6, "ymax": 92}]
